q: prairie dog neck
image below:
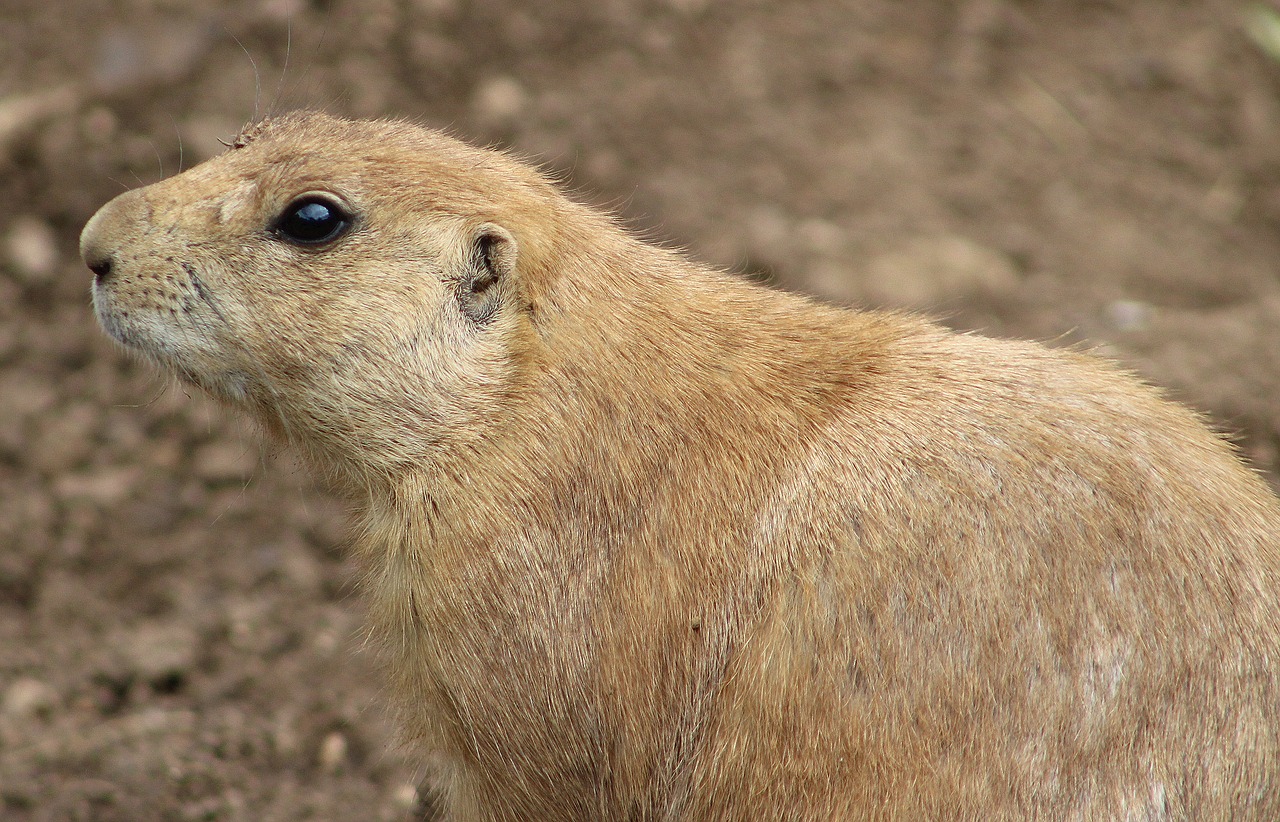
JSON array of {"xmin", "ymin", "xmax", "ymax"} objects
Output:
[{"xmin": 367, "ymin": 215, "xmax": 898, "ymax": 512}]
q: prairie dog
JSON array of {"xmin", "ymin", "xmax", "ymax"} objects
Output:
[{"xmin": 81, "ymin": 111, "xmax": 1280, "ymax": 820}]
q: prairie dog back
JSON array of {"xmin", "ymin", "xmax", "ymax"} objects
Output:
[{"xmin": 81, "ymin": 111, "xmax": 1280, "ymax": 821}]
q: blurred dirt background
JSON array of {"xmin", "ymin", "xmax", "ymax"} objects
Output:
[{"xmin": 4, "ymin": 0, "xmax": 1280, "ymax": 819}]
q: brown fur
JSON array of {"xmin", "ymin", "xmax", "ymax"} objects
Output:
[{"xmin": 81, "ymin": 111, "xmax": 1280, "ymax": 820}]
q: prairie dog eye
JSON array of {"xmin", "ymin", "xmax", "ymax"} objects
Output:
[{"xmin": 273, "ymin": 194, "xmax": 352, "ymax": 246}]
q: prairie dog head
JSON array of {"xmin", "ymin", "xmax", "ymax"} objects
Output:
[{"xmin": 80, "ymin": 112, "xmax": 561, "ymax": 485}]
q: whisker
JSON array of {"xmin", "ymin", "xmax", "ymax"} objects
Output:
[
  {"xmin": 226, "ymin": 29, "xmax": 263, "ymax": 122},
  {"xmin": 172, "ymin": 116, "xmax": 185, "ymax": 174},
  {"xmin": 267, "ymin": 17, "xmax": 292, "ymax": 117}
]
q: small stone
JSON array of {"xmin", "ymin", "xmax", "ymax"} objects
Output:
[
  {"xmin": 5, "ymin": 216, "xmax": 59, "ymax": 286},
  {"xmin": 393, "ymin": 783, "xmax": 420, "ymax": 808},
  {"xmin": 259, "ymin": 0, "xmax": 306, "ymax": 23},
  {"xmin": 271, "ymin": 712, "xmax": 301, "ymax": 757},
  {"xmin": 192, "ymin": 440, "xmax": 258, "ymax": 484},
  {"xmin": 796, "ymin": 218, "xmax": 846, "ymax": 257},
  {"xmin": 745, "ymin": 206, "xmax": 791, "ymax": 255},
  {"xmin": 318, "ymin": 731, "xmax": 348, "ymax": 772},
  {"xmin": 225, "ymin": 598, "xmax": 269, "ymax": 651},
  {"xmin": 0, "ymin": 372, "xmax": 57, "ymax": 423},
  {"xmin": 584, "ymin": 150, "xmax": 622, "ymax": 183},
  {"xmin": 54, "ymin": 465, "xmax": 143, "ymax": 506},
  {"xmin": 279, "ymin": 541, "xmax": 323, "ymax": 593},
  {"xmin": 3, "ymin": 677, "xmax": 56, "ymax": 717},
  {"xmin": 1200, "ymin": 171, "xmax": 1245, "ymax": 224},
  {"xmin": 1107, "ymin": 299, "xmax": 1151, "ymax": 333},
  {"xmin": 473, "ymin": 76, "xmax": 528, "ymax": 124},
  {"xmin": 805, "ymin": 260, "xmax": 862, "ymax": 305},
  {"xmin": 863, "ymin": 234, "xmax": 1019, "ymax": 309},
  {"xmin": 312, "ymin": 625, "xmax": 341, "ymax": 655},
  {"xmin": 81, "ymin": 106, "xmax": 119, "ymax": 146},
  {"xmin": 120, "ymin": 622, "xmax": 198, "ymax": 682},
  {"xmin": 0, "ymin": 85, "xmax": 80, "ymax": 154}
]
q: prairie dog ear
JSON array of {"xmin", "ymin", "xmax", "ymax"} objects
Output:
[{"xmin": 458, "ymin": 222, "xmax": 517, "ymax": 325}]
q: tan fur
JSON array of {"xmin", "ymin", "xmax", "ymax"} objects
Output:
[{"xmin": 81, "ymin": 111, "xmax": 1280, "ymax": 821}]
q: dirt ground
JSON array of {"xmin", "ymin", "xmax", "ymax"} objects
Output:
[{"xmin": 4, "ymin": 0, "xmax": 1280, "ymax": 819}]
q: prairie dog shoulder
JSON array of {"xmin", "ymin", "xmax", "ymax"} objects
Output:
[{"xmin": 82, "ymin": 111, "xmax": 1280, "ymax": 821}]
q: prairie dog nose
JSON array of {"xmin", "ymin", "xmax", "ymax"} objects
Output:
[
  {"xmin": 80, "ymin": 188, "xmax": 146, "ymax": 280},
  {"xmin": 84, "ymin": 249, "xmax": 113, "ymax": 281}
]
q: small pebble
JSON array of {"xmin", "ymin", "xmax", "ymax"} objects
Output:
[
  {"xmin": 1107, "ymin": 299, "xmax": 1151, "ymax": 332},
  {"xmin": 5, "ymin": 216, "xmax": 59, "ymax": 286},
  {"xmin": 745, "ymin": 206, "xmax": 791, "ymax": 256},
  {"xmin": 393, "ymin": 782, "xmax": 420, "ymax": 808},
  {"xmin": 54, "ymin": 465, "xmax": 144, "ymax": 506},
  {"xmin": 796, "ymin": 218, "xmax": 846, "ymax": 256},
  {"xmin": 863, "ymin": 234, "xmax": 1019, "ymax": 309},
  {"xmin": 259, "ymin": 0, "xmax": 306, "ymax": 23},
  {"xmin": 80, "ymin": 106, "xmax": 119, "ymax": 146},
  {"xmin": 192, "ymin": 440, "xmax": 258, "ymax": 484},
  {"xmin": 271, "ymin": 712, "xmax": 300, "ymax": 757},
  {"xmin": 3, "ymin": 677, "xmax": 56, "ymax": 718},
  {"xmin": 120, "ymin": 622, "xmax": 199, "ymax": 682},
  {"xmin": 473, "ymin": 76, "xmax": 528, "ymax": 124},
  {"xmin": 318, "ymin": 730, "xmax": 348, "ymax": 771}
]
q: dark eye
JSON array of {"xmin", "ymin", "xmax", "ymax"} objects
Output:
[{"xmin": 273, "ymin": 195, "xmax": 351, "ymax": 246}]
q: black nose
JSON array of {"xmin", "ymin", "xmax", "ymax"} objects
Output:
[{"xmin": 86, "ymin": 254, "xmax": 113, "ymax": 282}]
